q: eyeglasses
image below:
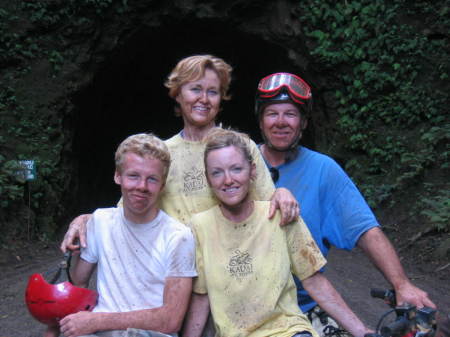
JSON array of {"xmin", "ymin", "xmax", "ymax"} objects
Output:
[
  {"xmin": 257, "ymin": 72, "xmax": 312, "ymax": 105},
  {"xmin": 269, "ymin": 167, "xmax": 279, "ymax": 184}
]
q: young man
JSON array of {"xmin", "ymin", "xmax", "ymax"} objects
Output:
[
  {"xmin": 255, "ymin": 72, "xmax": 435, "ymax": 335},
  {"xmin": 47, "ymin": 133, "xmax": 196, "ymax": 337}
]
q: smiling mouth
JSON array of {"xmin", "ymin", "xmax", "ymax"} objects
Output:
[
  {"xmin": 272, "ymin": 132, "xmax": 291, "ymax": 137},
  {"xmin": 193, "ymin": 106, "xmax": 209, "ymax": 112},
  {"xmin": 222, "ymin": 186, "xmax": 240, "ymax": 194}
]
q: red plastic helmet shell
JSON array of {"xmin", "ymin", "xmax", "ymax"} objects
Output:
[{"xmin": 25, "ymin": 273, "xmax": 98, "ymax": 326}]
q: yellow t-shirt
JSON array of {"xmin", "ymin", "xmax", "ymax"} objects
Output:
[
  {"xmin": 160, "ymin": 133, "xmax": 275, "ymax": 224},
  {"xmin": 190, "ymin": 201, "xmax": 326, "ymax": 337}
]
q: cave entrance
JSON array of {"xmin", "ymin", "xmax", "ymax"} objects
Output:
[{"xmin": 72, "ymin": 20, "xmax": 301, "ymax": 214}]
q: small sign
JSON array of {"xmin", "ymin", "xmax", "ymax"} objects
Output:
[{"xmin": 18, "ymin": 160, "xmax": 37, "ymax": 181}]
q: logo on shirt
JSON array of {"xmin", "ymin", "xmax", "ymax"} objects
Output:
[
  {"xmin": 183, "ymin": 167, "xmax": 206, "ymax": 193},
  {"xmin": 228, "ymin": 249, "xmax": 253, "ymax": 279}
]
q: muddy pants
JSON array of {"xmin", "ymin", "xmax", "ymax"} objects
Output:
[{"xmin": 78, "ymin": 329, "xmax": 172, "ymax": 337}]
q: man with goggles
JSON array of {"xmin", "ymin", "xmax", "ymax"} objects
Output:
[{"xmin": 256, "ymin": 72, "xmax": 436, "ymax": 336}]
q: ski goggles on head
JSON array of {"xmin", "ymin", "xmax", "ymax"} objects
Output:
[{"xmin": 257, "ymin": 73, "xmax": 312, "ymax": 104}]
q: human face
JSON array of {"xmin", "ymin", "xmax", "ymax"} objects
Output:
[
  {"xmin": 114, "ymin": 153, "xmax": 166, "ymax": 223},
  {"xmin": 206, "ymin": 146, "xmax": 256, "ymax": 213},
  {"xmin": 176, "ymin": 68, "xmax": 221, "ymax": 128},
  {"xmin": 259, "ymin": 103, "xmax": 306, "ymax": 151}
]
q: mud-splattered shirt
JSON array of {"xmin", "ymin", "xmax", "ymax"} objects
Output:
[
  {"xmin": 81, "ymin": 208, "xmax": 197, "ymax": 314},
  {"xmin": 159, "ymin": 133, "xmax": 275, "ymax": 225},
  {"xmin": 190, "ymin": 201, "xmax": 326, "ymax": 337}
]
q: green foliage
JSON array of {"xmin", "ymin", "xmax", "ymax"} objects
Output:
[
  {"xmin": 20, "ymin": 0, "xmax": 126, "ymax": 27},
  {"xmin": 0, "ymin": 0, "xmax": 132, "ymax": 241},
  {"xmin": 0, "ymin": 156, "xmax": 24, "ymax": 208},
  {"xmin": 297, "ymin": 0, "xmax": 449, "ymax": 231},
  {"xmin": 0, "ymin": 8, "xmax": 39, "ymax": 67},
  {"xmin": 48, "ymin": 50, "xmax": 64, "ymax": 74},
  {"xmin": 0, "ymin": 0, "xmax": 129, "ymax": 77},
  {"xmin": 420, "ymin": 189, "xmax": 450, "ymax": 232},
  {"xmin": 0, "ymin": 81, "xmax": 64, "ymax": 241}
]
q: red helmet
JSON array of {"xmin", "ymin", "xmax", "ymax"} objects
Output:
[{"xmin": 25, "ymin": 255, "xmax": 98, "ymax": 326}]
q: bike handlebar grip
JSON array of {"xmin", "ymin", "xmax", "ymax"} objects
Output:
[
  {"xmin": 380, "ymin": 318, "xmax": 409, "ymax": 337},
  {"xmin": 370, "ymin": 288, "xmax": 390, "ymax": 299}
]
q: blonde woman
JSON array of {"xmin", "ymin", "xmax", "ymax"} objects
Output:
[{"xmin": 183, "ymin": 128, "xmax": 371, "ymax": 337}]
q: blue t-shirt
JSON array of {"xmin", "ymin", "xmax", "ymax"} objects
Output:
[{"xmin": 263, "ymin": 146, "xmax": 379, "ymax": 312}]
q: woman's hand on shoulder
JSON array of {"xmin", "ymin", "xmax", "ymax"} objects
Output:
[
  {"xmin": 60, "ymin": 214, "xmax": 92, "ymax": 253},
  {"xmin": 269, "ymin": 187, "xmax": 300, "ymax": 226}
]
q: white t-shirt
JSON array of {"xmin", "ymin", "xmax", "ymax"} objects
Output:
[{"xmin": 81, "ymin": 207, "xmax": 197, "ymax": 313}]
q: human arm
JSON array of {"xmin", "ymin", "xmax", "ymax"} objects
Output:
[
  {"xmin": 357, "ymin": 227, "xmax": 436, "ymax": 308},
  {"xmin": 316, "ymin": 158, "xmax": 435, "ymax": 308},
  {"xmin": 303, "ymin": 272, "xmax": 371, "ymax": 337},
  {"xmin": 287, "ymin": 217, "xmax": 370, "ymax": 337},
  {"xmin": 60, "ymin": 277, "xmax": 192, "ymax": 337},
  {"xmin": 268, "ymin": 187, "xmax": 300, "ymax": 226},
  {"xmin": 182, "ymin": 293, "xmax": 210, "ymax": 337},
  {"xmin": 70, "ymin": 255, "xmax": 97, "ymax": 288},
  {"xmin": 60, "ymin": 214, "xmax": 92, "ymax": 253},
  {"xmin": 181, "ymin": 220, "xmax": 212, "ymax": 337}
]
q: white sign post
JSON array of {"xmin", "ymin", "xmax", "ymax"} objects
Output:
[{"xmin": 18, "ymin": 160, "xmax": 37, "ymax": 181}]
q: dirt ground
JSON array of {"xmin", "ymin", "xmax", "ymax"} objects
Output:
[{"xmin": 0, "ymin": 237, "xmax": 449, "ymax": 337}]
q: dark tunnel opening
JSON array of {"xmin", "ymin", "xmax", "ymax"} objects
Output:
[{"xmin": 71, "ymin": 19, "xmax": 315, "ymax": 215}]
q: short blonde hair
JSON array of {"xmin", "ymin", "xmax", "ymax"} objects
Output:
[
  {"xmin": 165, "ymin": 55, "xmax": 233, "ymax": 102},
  {"xmin": 115, "ymin": 133, "xmax": 171, "ymax": 179},
  {"xmin": 203, "ymin": 128, "xmax": 253, "ymax": 172}
]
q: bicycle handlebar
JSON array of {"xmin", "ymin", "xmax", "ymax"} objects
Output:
[
  {"xmin": 364, "ymin": 288, "xmax": 436, "ymax": 337},
  {"xmin": 380, "ymin": 317, "xmax": 410, "ymax": 337},
  {"xmin": 370, "ymin": 288, "xmax": 396, "ymax": 307}
]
